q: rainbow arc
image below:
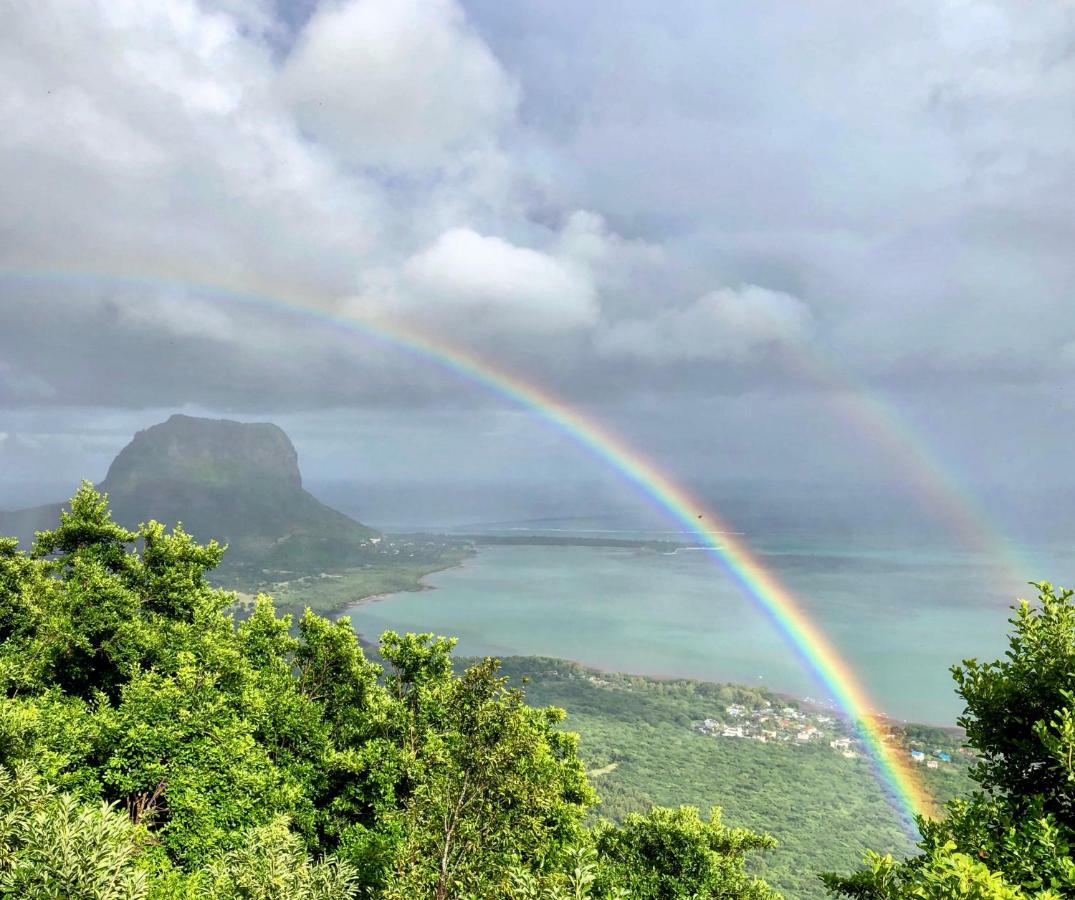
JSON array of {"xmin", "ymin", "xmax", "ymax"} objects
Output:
[{"xmin": 6, "ymin": 265, "xmax": 1031, "ymax": 828}]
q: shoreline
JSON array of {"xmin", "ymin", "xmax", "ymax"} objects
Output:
[
  {"xmin": 321, "ymin": 545, "xmax": 963, "ymax": 732},
  {"xmin": 478, "ymin": 652, "xmax": 964, "ymax": 734},
  {"xmin": 505, "ymin": 651, "xmax": 961, "ymax": 731},
  {"xmin": 337, "ymin": 557, "xmax": 471, "ymax": 611}
]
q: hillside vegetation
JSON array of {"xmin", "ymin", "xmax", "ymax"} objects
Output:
[
  {"xmin": 0, "ymin": 486, "xmax": 778, "ymax": 899},
  {"xmin": 2, "ymin": 485, "xmax": 1074, "ymax": 898},
  {"xmin": 495, "ymin": 659, "xmax": 974, "ymax": 899}
]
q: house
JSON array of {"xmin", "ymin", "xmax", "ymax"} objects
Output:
[
  {"xmin": 726, "ymin": 704, "xmax": 745, "ymax": 717},
  {"xmin": 926, "ymin": 759, "xmax": 939, "ymax": 769},
  {"xmin": 722, "ymin": 726, "xmax": 745, "ymax": 738},
  {"xmin": 910, "ymin": 749, "xmax": 926, "ymax": 763},
  {"xmin": 935, "ymin": 751, "xmax": 952, "ymax": 763}
]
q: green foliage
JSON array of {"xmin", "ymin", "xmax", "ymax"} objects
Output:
[
  {"xmin": 593, "ymin": 806, "xmax": 778, "ymax": 900},
  {"xmin": 825, "ymin": 583, "xmax": 1075, "ymax": 898},
  {"xmin": 0, "ymin": 765, "xmax": 147, "ymax": 899},
  {"xmin": 498, "ymin": 657, "xmax": 964, "ymax": 898},
  {"xmin": 198, "ymin": 818, "xmax": 360, "ymax": 900},
  {"xmin": 954, "ymin": 583, "xmax": 1075, "ymax": 820},
  {"xmin": 821, "ymin": 845, "xmax": 1031, "ymax": 900},
  {"xmin": 0, "ymin": 486, "xmax": 778, "ymax": 898},
  {"xmin": 378, "ymin": 645, "xmax": 595, "ymax": 900}
]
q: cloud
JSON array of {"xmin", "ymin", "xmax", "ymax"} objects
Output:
[
  {"xmin": 461, "ymin": 0, "xmax": 1075, "ymax": 379},
  {"xmin": 350, "ymin": 225, "xmax": 600, "ymax": 335},
  {"xmin": 0, "ymin": 361, "xmax": 56, "ymax": 404},
  {"xmin": 280, "ymin": 0, "xmax": 517, "ymax": 171},
  {"xmin": 112, "ymin": 291, "xmax": 238, "ymax": 342},
  {"xmin": 1, "ymin": 0, "xmax": 1075, "ymax": 474},
  {"xmin": 407, "ymin": 228, "xmax": 597, "ymax": 329},
  {"xmin": 597, "ymin": 285, "xmax": 814, "ymax": 363},
  {"xmin": 0, "ymin": 0, "xmax": 382, "ymax": 297}
]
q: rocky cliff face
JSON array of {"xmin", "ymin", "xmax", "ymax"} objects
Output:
[
  {"xmin": 1, "ymin": 415, "xmax": 378, "ymax": 579},
  {"xmin": 103, "ymin": 415, "xmax": 304, "ymax": 492}
]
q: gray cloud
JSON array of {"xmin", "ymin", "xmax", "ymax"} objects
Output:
[
  {"xmin": 2, "ymin": 0, "xmax": 1075, "ymax": 499},
  {"xmin": 597, "ymin": 286, "xmax": 815, "ymax": 363}
]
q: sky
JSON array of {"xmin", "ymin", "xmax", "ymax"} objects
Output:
[{"xmin": 2, "ymin": 0, "xmax": 1075, "ymax": 534}]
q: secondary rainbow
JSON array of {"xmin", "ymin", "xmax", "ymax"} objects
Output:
[
  {"xmin": 785, "ymin": 353, "xmax": 1032, "ymax": 591},
  {"xmin": 1, "ymin": 267, "xmax": 933, "ymax": 825}
]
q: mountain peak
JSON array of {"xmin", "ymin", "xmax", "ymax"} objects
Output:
[
  {"xmin": 1, "ymin": 415, "xmax": 377, "ymax": 578},
  {"xmin": 104, "ymin": 415, "xmax": 302, "ymax": 492}
]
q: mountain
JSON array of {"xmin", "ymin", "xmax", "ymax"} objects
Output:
[{"xmin": 0, "ymin": 415, "xmax": 379, "ymax": 577}]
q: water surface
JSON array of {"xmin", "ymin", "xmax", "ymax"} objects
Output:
[{"xmin": 347, "ymin": 538, "xmax": 1066, "ymax": 723}]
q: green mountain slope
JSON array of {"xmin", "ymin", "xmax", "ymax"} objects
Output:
[{"xmin": 494, "ymin": 657, "xmax": 976, "ymax": 899}]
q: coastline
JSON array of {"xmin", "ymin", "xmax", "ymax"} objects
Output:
[
  {"xmin": 493, "ymin": 650, "xmax": 962, "ymax": 731},
  {"xmin": 340, "ymin": 568, "xmax": 964, "ymax": 733},
  {"xmin": 279, "ymin": 542, "xmax": 966, "ymax": 730},
  {"xmin": 340, "ymin": 557, "xmax": 470, "ymax": 610}
]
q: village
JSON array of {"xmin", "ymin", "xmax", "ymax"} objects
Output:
[{"xmin": 693, "ymin": 701, "xmax": 956, "ymax": 768}]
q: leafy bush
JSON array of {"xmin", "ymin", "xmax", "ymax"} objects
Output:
[
  {"xmin": 0, "ymin": 765, "xmax": 147, "ymax": 900},
  {"xmin": 593, "ymin": 806, "xmax": 778, "ymax": 899}
]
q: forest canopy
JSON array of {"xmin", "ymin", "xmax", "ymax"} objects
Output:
[
  {"xmin": 4, "ymin": 484, "xmax": 1075, "ymax": 899},
  {"xmin": 0, "ymin": 484, "xmax": 778, "ymax": 899}
]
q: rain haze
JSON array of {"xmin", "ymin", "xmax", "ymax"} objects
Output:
[{"xmin": 3, "ymin": 0, "xmax": 1075, "ymax": 524}]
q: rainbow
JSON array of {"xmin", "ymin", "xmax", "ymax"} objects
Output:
[
  {"xmin": 786, "ymin": 353, "xmax": 1031, "ymax": 592},
  {"xmin": 2, "ymin": 267, "xmax": 939, "ymax": 825}
]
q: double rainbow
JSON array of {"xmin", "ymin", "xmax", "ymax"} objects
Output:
[
  {"xmin": 340, "ymin": 316, "xmax": 937, "ymax": 826},
  {"xmin": 4, "ymin": 267, "xmax": 974, "ymax": 826}
]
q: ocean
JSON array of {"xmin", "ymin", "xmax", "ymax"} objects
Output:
[{"xmin": 344, "ymin": 524, "xmax": 1071, "ymax": 725}]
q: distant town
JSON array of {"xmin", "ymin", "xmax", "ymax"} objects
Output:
[{"xmin": 693, "ymin": 701, "xmax": 959, "ymax": 768}]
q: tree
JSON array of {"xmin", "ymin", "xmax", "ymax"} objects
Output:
[
  {"xmin": 375, "ymin": 643, "xmax": 595, "ymax": 900},
  {"xmin": 824, "ymin": 583, "xmax": 1075, "ymax": 898},
  {"xmin": 593, "ymin": 805, "xmax": 778, "ymax": 900},
  {"xmin": 200, "ymin": 818, "xmax": 360, "ymax": 900},
  {"xmin": 0, "ymin": 486, "xmax": 779, "ymax": 899}
]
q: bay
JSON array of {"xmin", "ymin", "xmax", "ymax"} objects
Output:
[{"xmin": 346, "ymin": 537, "xmax": 1066, "ymax": 724}]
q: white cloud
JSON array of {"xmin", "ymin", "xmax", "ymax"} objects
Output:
[
  {"xmin": 597, "ymin": 285, "xmax": 815, "ymax": 363},
  {"xmin": 280, "ymin": 0, "xmax": 518, "ymax": 171},
  {"xmin": 0, "ymin": 0, "xmax": 381, "ymax": 296},
  {"xmin": 352, "ymin": 226, "xmax": 599, "ymax": 334}
]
